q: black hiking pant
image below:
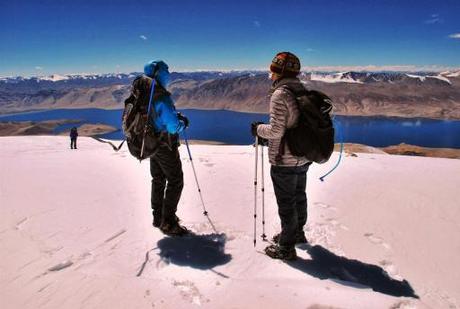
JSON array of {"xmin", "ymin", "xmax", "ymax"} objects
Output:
[
  {"xmin": 70, "ymin": 138, "xmax": 77, "ymax": 149},
  {"xmin": 150, "ymin": 144, "xmax": 184, "ymax": 225},
  {"xmin": 270, "ymin": 163, "xmax": 310, "ymax": 248}
]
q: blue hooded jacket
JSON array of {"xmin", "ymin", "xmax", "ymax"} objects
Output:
[{"xmin": 143, "ymin": 61, "xmax": 185, "ymax": 134}]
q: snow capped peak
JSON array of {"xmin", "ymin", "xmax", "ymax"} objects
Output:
[
  {"xmin": 310, "ymin": 72, "xmax": 364, "ymax": 84},
  {"xmin": 446, "ymin": 71, "xmax": 460, "ymax": 77},
  {"xmin": 405, "ymin": 74, "xmax": 426, "ymax": 82},
  {"xmin": 0, "ymin": 73, "xmax": 139, "ymax": 84},
  {"xmin": 0, "ymin": 76, "xmax": 25, "ymax": 82},
  {"xmin": 305, "ymin": 71, "xmax": 453, "ymax": 85},
  {"xmin": 405, "ymin": 73, "xmax": 452, "ymax": 85},
  {"xmin": 439, "ymin": 70, "xmax": 460, "ymax": 78},
  {"xmin": 39, "ymin": 74, "xmax": 69, "ymax": 82},
  {"xmin": 430, "ymin": 75, "xmax": 452, "ymax": 84}
]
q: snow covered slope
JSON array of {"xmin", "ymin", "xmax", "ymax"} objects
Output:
[{"xmin": 1, "ymin": 137, "xmax": 459, "ymax": 309}]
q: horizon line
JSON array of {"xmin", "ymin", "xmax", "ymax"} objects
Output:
[{"xmin": 2, "ymin": 65, "xmax": 460, "ymax": 79}]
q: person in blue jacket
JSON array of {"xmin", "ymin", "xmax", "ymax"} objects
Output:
[{"xmin": 126, "ymin": 60, "xmax": 189, "ymax": 236}]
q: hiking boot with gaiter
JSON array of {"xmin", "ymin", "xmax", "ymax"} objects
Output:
[{"xmin": 264, "ymin": 244, "xmax": 297, "ymax": 260}]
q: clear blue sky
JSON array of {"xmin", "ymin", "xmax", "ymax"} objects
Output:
[{"xmin": 1, "ymin": 0, "xmax": 459, "ymax": 76}]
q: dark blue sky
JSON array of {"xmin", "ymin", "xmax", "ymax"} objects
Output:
[{"xmin": 1, "ymin": 0, "xmax": 459, "ymax": 76}]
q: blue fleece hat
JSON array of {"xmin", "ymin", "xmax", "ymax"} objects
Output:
[{"xmin": 144, "ymin": 60, "xmax": 170, "ymax": 87}]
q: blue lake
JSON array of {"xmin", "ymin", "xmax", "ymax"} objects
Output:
[{"xmin": 0, "ymin": 108, "xmax": 459, "ymax": 148}]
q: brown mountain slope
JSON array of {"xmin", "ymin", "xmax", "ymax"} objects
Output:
[{"xmin": 1, "ymin": 73, "xmax": 460, "ymax": 119}]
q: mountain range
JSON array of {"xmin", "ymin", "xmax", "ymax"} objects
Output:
[{"xmin": 1, "ymin": 70, "xmax": 459, "ymax": 119}]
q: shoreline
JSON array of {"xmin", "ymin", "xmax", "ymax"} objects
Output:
[
  {"xmin": 0, "ymin": 118, "xmax": 459, "ymax": 159},
  {"xmin": 336, "ymin": 143, "xmax": 460, "ymax": 159},
  {"xmin": 2, "ymin": 106, "xmax": 460, "ymax": 121},
  {"xmin": 0, "ymin": 120, "xmax": 118, "ymax": 137}
]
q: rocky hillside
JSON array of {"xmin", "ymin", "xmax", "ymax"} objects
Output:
[
  {"xmin": 1, "ymin": 71, "xmax": 460, "ymax": 119},
  {"xmin": 173, "ymin": 71, "xmax": 460, "ymax": 119}
]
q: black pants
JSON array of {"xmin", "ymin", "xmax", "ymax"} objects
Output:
[
  {"xmin": 150, "ymin": 145, "xmax": 184, "ymax": 224},
  {"xmin": 270, "ymin": 163, "xmax": 310, "ymax": 248},
  {"xmin": 70, "ymin": 138, "xmax": 77, "ymax": 149}
]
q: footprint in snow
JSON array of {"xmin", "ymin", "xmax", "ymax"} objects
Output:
[
  {"xmin": 324, "ymin": 217, "xmax": 349, "ymax": 231},
  {"xmin": 364, "ymin": 233, "xmax": 391, "ymax": 250},
  {"xmin": 314, "ymin": 202, "xmax": 337, "ymax": 211},
  {"xmin": 390, "ymin": 299, "xmax": 417, "ymax": 309},
  {"xmin": 197, "ymin": 157, "xmax": 215, "ymax": 167},
  {"xmin": 326, "ymin": 218, "xmax": 340, "ymax": 226},
  {"xmin": 424, "ymin": 288, "xmax": 458, "ymax": 309},
  {"xmin": 379, "ymin": 259, "xmax": 402, "ymax": 280},
  {"xmin": 172, "ymin": 280, "xmax": 208, "ymax": 306}
]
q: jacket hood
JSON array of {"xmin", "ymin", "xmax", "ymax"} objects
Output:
[
  {"xmin": 144, "ymin": 60, "xmax": 171, "ymax": 88},
  {"xmin": 271, "ymin": 77, "xmax": 302, "ymax": 93}
]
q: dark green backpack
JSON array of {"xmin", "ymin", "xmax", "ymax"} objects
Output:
[{"xmin": 122, "ymin": 75, "xmax": 160, "ymax": 161}]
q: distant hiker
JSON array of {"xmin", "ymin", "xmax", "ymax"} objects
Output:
[
  {"xmin": 123, "ymin": 60, "xmax": 190, "ymax": 236},
  {"xmin": 251, "ymin": 52, "xmax": 310, "ymax": 260},
  {"xmin": 70, "ymin": 127, "xmax": 78, "ymax": 149}
]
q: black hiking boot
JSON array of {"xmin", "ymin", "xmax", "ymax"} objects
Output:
[
  {"xmin": 272, "ymin": 231, "xmax": 308, "ymax": 244},
  {"xmin": 160, "ymin": 222, "xmax": 189, "ymax": 236},
  {"xmin": 160, "ymin": 217, "xmax": 189, "ymax": 236},
  {"xmin": 264, "ymin": 244, "xmax": 297, "ymax": 261}
]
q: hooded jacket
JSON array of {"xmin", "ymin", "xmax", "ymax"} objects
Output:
[
  {"xmin": 125, "ymin": 75, "xmax": 186, "ymax": 135},
  {"xmin": 257, "ymin": 77, "xmax": 309, "ymax": 166},
  {"xmin": 70, "ymin": 127, "xmax": 78, "ymax": 139}
]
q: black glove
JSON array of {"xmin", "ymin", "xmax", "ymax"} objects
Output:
[
  {"xmin": 257, "ymin": 137, "xmax": 269, "ymax": 146},
  {"xmin": 251, "ymin": 121, "xmax": 268, "ymax": 146},
  {"xmin": 177, "ymin": 112, "xmax": 190, "ymax": 128},
  {"xmin": 251, "ymin": 121, "xmax": 264, "ymax": 137}
]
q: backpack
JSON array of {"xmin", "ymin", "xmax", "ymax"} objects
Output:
[
  {"xmin": 281, "ymin": 83, "xmax": 335, "ymax": 164},
  {"xmin": 122, "ymin": 75, "xmax": 160, "ymax": 161}
]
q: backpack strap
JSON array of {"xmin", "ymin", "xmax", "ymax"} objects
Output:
[
  {"xmin": 146, "ymin": 77, "xmax": 156, "ymax": 120},
  {"xmin": 280, "ymin": 83, "xmax": 310, "ymax": 105},
  {"xmin": 140, "ymin": 77, "xmax": 157, "ymax": 159}
]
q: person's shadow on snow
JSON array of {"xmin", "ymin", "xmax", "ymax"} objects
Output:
[
  {"xmin": 156, "ymin": 233, "xmax": 232, "ymax": 275},
  {"xmin": 287, "ymin": 244, "xmax": 419, "ymax": 298}
]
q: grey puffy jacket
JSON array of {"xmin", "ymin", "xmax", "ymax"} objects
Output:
[{"xmin": 257, "ymin": 78, "xmax": 309, "ymax": 166}]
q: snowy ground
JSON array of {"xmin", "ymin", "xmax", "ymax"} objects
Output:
[{"xmin": 1, "ymin": 136, "xmax": 459, "ymax": 309}]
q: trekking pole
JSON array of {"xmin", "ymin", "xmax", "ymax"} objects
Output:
[
  {"xmin": 183, "ymin": 131, "xmax": 218, "ymax": 233},
  {"xmin": 319, "ymin": 119, "xmax": 343, "ymax": 181},
  {"xmin": 253, "ymin": 136, "xmax": 259, "ymax": 247},
  {"xmin": 260, "ymin": 144, "xmax": 267, "ymax": 241}
]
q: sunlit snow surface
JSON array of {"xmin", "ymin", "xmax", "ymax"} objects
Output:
[{"xmin": 1, "ymin": 136, "xmax": 460, "ymax": 309}]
